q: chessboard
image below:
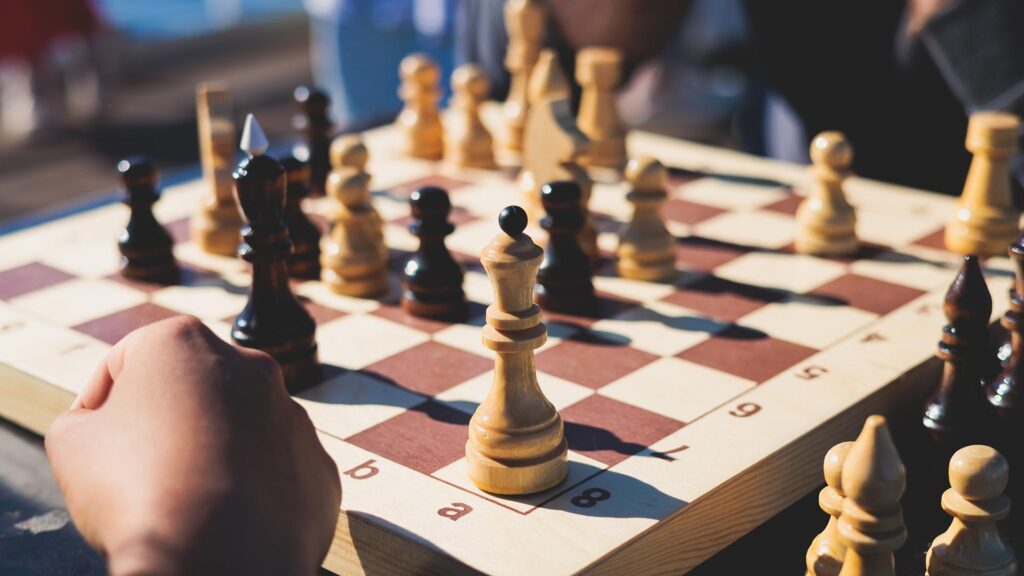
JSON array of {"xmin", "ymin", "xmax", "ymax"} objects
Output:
[{"xmin": 0, "ymin": 109, "xmax": 1013, "ymax": 575}]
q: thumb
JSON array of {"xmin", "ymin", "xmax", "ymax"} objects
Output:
[{"xmin": 45, "ymin": 408, "xmax": 95, "ymax": 493}]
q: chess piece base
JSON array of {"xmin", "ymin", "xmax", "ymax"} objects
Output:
[
  {"xmin": 321, "ymin": 267, "xmax": 389, "ymax": 298},
  {"xmin": 535, "ymin": 288, "xmax": 597, "ymax": 315},
  {"xmin": 945, "ymin": 218, "xmax": 1019, "ymax": 258},
  {"xmin": 795, "ymin": 233, "xmax": 858, "ymax": 257},
  {"xmin": 402, "ymin": 290, "xmax": 468, "ymax": 321},
  {"xmin": 119, "ymin": 256, "xmax": 180, "ymax": 284},
  {"xmin": 191, "ymin": 207, "xmax": 243, "ymax": 256},
  {"xmin": 465, "ymin": 437, "xmax": 567, "ymax": 495},
  {"xmin": 232, "ymin": 328, "xmax": 320, "ymax": 393},
  {"xmin": 616, "ymin": 257, "xmax": 676, "ymax": 282}
]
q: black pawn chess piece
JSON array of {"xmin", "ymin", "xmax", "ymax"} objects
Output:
[
  {"xmin": 923, "ymin": 255, "xmax": 994, "ymax": 446},
  {"xmin": 116, "ymin": 156, "xmax": 179, "ymax": 283},
  {"xmin": 401, "ymin": 186, "xmax": 466, "ymax": 320},
  {"xmin": 292, "ymin": 85, "xmax": 333, "ymax": 196},
  {"xmin": 233, "ymin": 116, "xmax": 319, "ymax": 391},
  {"xmin": 988, "ymin": 233, "xmax": 1024, "ymax": 445},
  {"xmin": 535, "ymin": 181, "xmax": 596, "ymax": 314},
  {"xmin": 279, "ymin": 154, "xmax": 322, "ymax": 279}
]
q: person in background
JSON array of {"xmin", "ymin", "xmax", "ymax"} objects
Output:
[
  {"xmin": 457, "ymin": 0, "xmax": 1024, "ymax": 197},
  {"xmin": 0, "ymin": 0, "xmax": 106, "ymax": 140},
  {"xmin": 303, "ymin": 0, "xmax": 457, "ymax": 130}
]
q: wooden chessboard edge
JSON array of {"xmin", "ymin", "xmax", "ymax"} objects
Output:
[
  {"xmin": 578, "ymin": 358, "xmax": 943, "ymax": 575},
  {"xmin": 0, "ymin": 363, "xmax": 74, "ymax": 436},
  {"xmin": 323, "ymin": 509, "xmax": 482, "ymax": 576}
]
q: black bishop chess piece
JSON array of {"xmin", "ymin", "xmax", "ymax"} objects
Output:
[
  {"xmin": 401, "ymin": 186, "xmax": 466, "ymax": 320},
  {"xmin": 535, "ymin": 180, "xmax": 596, "ymax": 314},
  {"xmin": 923, "ymin": 255, "xmax": 995, "ymax": 447},
  {"xmin": 116, "ymin": 156, "xmax": 179, "ymax": 284},
  {"xmin": 233, "ymin": 114, "xmax": 320, "ymax": 391},
  {"xmin": 988, "ymin": 233, "xmax": 1024, "ymax": 444},
  {"xmin": 279, "ymin": 154, "xmax": 322, "ymax": 279},
  {"xmin": 292, "ymin": 85, "xmax": 333, "ymax": 196}
]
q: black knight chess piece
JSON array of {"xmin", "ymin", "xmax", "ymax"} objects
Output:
[
  {"xmin": 279, "ymin": 154, "xmax": 322, "ymax": 279},
  {"xmin": 116, "ymin": 156, "xmax": 179, "ymax": 284},
  {"xmin": 233, "ymin": 115, "xmax": 320, "ymax": 391},
  {"xmin": 923, "ymin": 255, "xmax": 995, "ymax": 447},
  {"xmin": 535, "ymin": 180, "xmax": 596, "ymax": 314},
  {"xmin": 401, "ymin": 186, "xmax": 466, "ymax": 320}
]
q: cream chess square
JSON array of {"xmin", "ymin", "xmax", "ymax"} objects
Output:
[
  {"xmin": 298, "ymin": 369, "xmax": 427, "ymax": 439},
  {"xmin": 674, "ymin": 178, "xmax": 789, "ymax": 211},
  {"xmin": 591, "ymin": 300, "xmax": 725, "ymax": 357},
  {"xmin": 41, "ymin": 240, "xmax": 121, "ymax": 278},
  {"xmin": 600, "ymin": 357, "xmax": 756, "ymax": 423},
  {"xmin": 151, "ymin": 283, "xmax": 248, "ymax": 321},
  {"xmin": 693, "ymin": 210, "xmax": 796, "ymax": 250},
  {"xmin": 317, "ymin": 314, "xmax": 429, "ymax": 369},
  {"xmin": 738, "ymin": 295, "xmax": 879, "ymax": 349},
  {"xmin": 849, "ymin": 246, "xmax": 960, "ymax": 291},
  {"xmin": 10, "ymin": 278, "xmax": 147, "ymax": 327},
  {"xmin": 714, "ymin": 251, "xmax": 847, "ymax": 294}
]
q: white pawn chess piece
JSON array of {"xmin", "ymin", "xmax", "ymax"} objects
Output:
[{"xmin": 795, "ymin": 131, "xmax": 858, "ymax": 256}]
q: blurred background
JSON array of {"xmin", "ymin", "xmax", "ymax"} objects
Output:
[{"xmin": 0, "ymin": 0, "xmax": 752, "ymax": 224}]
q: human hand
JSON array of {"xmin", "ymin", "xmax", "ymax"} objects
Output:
[{"xmin": 46, "ymin": 316, "xmax": 341, "ymax": 576}]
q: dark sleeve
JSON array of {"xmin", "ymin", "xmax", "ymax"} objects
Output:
[{"xmin": 921, "ymin": 0, "xmax": 1024, "ymax": 115}]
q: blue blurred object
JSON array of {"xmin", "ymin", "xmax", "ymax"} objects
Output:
[
  {"xmin": 304, "ymin": 0, "xmax": 455, "ymax": 129},
  {"xmin": 94, "ymin": 0, "xmax": 303, "ymax": 39}
]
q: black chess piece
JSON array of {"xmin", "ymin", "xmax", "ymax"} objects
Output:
[
  {"xmin": 923, "ymin": 255, "xmax": 995, "ymax": 447},
  {"xmin": 279, "ymin": 154, "xmax": 322, "ymax": 279},
  {"xmin": 233, "ymin": 122, "xmax": 320, "ymax": 391},
  {"xmin": 292, "ymin": 86, "xmax": 333, "ymax": 196},
  {"xmin": 988, "ymin": 234, "xmax": 1024, "ymax": 447},
  {"xmin": 535, "ymin": 181, "xmax": 596, "ymax": 314},
  {"xmin": 116, "ymin": 156, "xmax": 179, "ymax": 284},
  {"xmin": 401, "ymin": 186, "xmax": 466, "ymax": 320}
]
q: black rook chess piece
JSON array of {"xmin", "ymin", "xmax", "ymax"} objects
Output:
[
  {"xmin": 401, "ymin": 186, "xmax": 466, "ymax": 320},
  {"xmin": 535, "ymin": 180, "xmax": 596, "ymax": 314},
  {"xmin": 116, "ymin": 156, "xmax": 179, "ymax": 283},
  {"xmin": 279, "ymin": 154, "xmax": 322, "ymax": 279},
  {"xmin": 233, "ymin": 115, "xmax": 320, "ymax": 391},
  {"xmin": 923, "ymin": 255, "xmax": 994, "ymax": 446},
  {"xmin": 292, "ymin": 85, "xmax": 333, "ymax": 196}
]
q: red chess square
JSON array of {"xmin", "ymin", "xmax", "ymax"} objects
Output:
[
  {"xmin": 72, "ymin": 302, "xmax": 184, "ymax": 345},
  {"xmin": 809, "ymin": 274, "xmax": 926, "ymax": 315},
  {"xmin": 677, "ymin": 325, "xmax": 817, "ymax": 383},
  {"xmin": 674, "ymin": 236, "xmax": 751, "ymax": 272},
  {"xmin": 344, "ymin": 400, "xmax": 470, "ymax": 474},
  {"xmin": 912, "ymin": 228, "xmax": 947, "ymax": 251},
  {"xmin": 560, "ymin": 395, "xmax": 684, "ymax": 466},
  {"xmin": 0, "ymin": 262, "xmax": 75, "ymax": 300},
  {"xmin": 662, "ymin": 274, "xmax": 784, "ymax": 323},
  {"xmin": 302, "ymin": 300, "xmax": 348, "ymax": 325},
  {"xmin": 389, "ymin": 175, "xmax": 474, "ymax": 199},
  {"xmin": 535, "ymin": 330, "xmax": 658, "ymax": 389},
  {"xmin": 662, "ymin": 199, "xmax": 726, "ymax": 226},
  {"xmin": 761, "ymin": 193, "xmax": 803, "ymax": 216},
  {"xmin": 364, "ymin": 341, "xmax": 492, "ymax": 396}
]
